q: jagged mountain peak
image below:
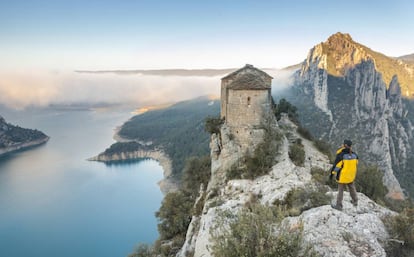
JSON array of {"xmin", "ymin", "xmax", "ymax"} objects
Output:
[
  {"xmin": 304, "ymin": 32, "xmax": 371, "ymax": 77},
  {"xmin": 302, "ymin": 32, "xmax": 414, "ymax": 97},
  {"xmin": 326, "ymin": 31, "xmax": 354, "ymax": 44}
]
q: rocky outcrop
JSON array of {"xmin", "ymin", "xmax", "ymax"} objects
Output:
[
  {"xmin": 289, "ymin": 33, "xmax": 414, "ymax": 199},
  {"xmin": 177, "ymin": 116, "xmax": 395, "ymax": 257},
  {"xmin": 284, "ymin": 193, "xmax": 393, "ymax": 257}
]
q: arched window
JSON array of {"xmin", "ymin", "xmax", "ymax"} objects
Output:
[{"xmin": 247, "ymin": 96, "xmax": 251, "ymax": 107}]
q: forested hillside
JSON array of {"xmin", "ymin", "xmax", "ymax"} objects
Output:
[{"xmin": 111, "ymin": 96, "xmax": 220, "ymax": 177}]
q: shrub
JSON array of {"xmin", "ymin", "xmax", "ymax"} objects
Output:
[
  {"xmin": 383, "ymin": 208, "xmax": 414, "ymax": 257},
  {"xmin": 128, "ymin": 243, "xmax": 155, "ymax": 257},
  {"xmin": 289, "ymin": 142, "xmax": 305, "ymax": 166},
  {"xmin": 313, "ymin": 139, "xmax": 334, "ymax": 161},
  {"xmin": 205, "ymin": 116, "xmax": 224, "ymax": 134},
  {"xmin": 297, "ymin": 126, "xmax": 313, "ymax": 140},
  {"xmin": 355, "ymin": 164, "xmax": 388, "ymax": 204},
  {"xmin": 181, "ymin": 156, "xmax": 211, "ymax": 196},
  {"xmin": 274, "ymin": 98, "xmax": 299, "ymax": 123},
  {"xmin": 273, "ymin": 186, "xmax": 331, "ymax": 217},
  {"xmin": 310, "ymin": 167, "xmax": 336, "ymax": 189},
  {"xmin": 226, "ymin": 126, "xmax": 282, "ymax": 180},
  {"xmin": 156, "ymin": 191, "xmax": 192, "ymax": 241},
  {"xmin": 210, "ymin": 204, "xmax": 319, "ymax": 257}
]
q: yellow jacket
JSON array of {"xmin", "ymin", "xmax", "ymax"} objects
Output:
[{"xmin": 333, "ymin": 150, "xmax": 358, "ymax": 184}]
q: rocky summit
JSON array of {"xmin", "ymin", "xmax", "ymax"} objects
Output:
[{"xmin": 177, "ymin": 114, "xmax": 395, "ymax": 257}]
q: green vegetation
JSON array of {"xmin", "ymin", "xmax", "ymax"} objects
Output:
[
  {"xmin": 297, "ymin": 126, "xmax": 313, "ymax": 140},
  {"xmin": 383, "ymin": 207, "xmax": 414, "ymax": 257},
  {"xmin": 226, "ymin": 125, "xmax": 282, "ymax": 180},
  {"xmin": 313, "ymin": 139, "xmax": 334, "ymax": 162},
  {"xmin": 115, "ymin": 97, "xmax": 219, "ymax": 177},
  {"xmin": 310, "ymin": 167, "xmax": 336, "ymax": 189},
  {"xmin": 289, "ymin": 140, "xmax": 305, "ymax": 166},
  {"xmin": 210, "ymin": 204, "xmax": 320, "ymax": 257},
  {"xmin": 273, "ymin": 186, "xmax": 331, "ymax": 217},
  {"xmin": 129, "ymin": 155, "xmax": 211, "ymax": 257},
  {"xmin": 101, "ymin": 141, "xmax": 147, "ymax": 155},
  {"xmin": 128, "ymin": 244, "xmax": 155, "ymax": 257},
  {"xmin": 355, "ymin": 164, "xmax": 388, "ymax": 204},
  {"xmin": 156, "ymin": 191, "xmax": 192, "ymax": 242},
  {"xmin": 1, "ymin": 124, "xmax": 47, "ymax": 145},
  {"xmin": 204, "ymin": 116, "xmax": 224, "ymax": 135},
  {"xmin": 273, "ymin": 98, "xmax": 299, "ymax": 123},
  {"xmin": 181, "ymin": 156, "xmax": 211, "ymax": 196}
]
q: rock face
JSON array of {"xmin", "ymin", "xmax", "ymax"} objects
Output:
[
  {"xmin": 177, "ymin": 115, "xmax": 395, "ymax": 257},
  {"xmin": 288, "ymin": 33, "xmax": 414, "ymax": 199},
  {"xmin": 0, "ymin": 115, "xmax": 49, "ymax": 156}
]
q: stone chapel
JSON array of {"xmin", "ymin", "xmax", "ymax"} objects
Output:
[
  {"xmin": 221, "ymin": 64, "xmax": 273, "ymax": 127},
  {"xmin": 220, "ymin": 64, "xmax": 273, "ymax": 152}
]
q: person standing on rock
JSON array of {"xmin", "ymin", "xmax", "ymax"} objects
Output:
[{"xmin": 330, "ymin": 139, "xmax": 358, "ymax": 210}]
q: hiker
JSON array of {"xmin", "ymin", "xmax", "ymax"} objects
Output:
[{"xmin": 330, "ymin": 139, "xmax": 358, "ymax": 210}]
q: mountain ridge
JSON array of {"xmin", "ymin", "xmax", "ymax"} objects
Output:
[{"xmin": 75, "ymin": 68, "xmax": 278, "ymax": 77}]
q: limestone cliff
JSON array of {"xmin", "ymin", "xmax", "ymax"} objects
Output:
[
  {"xmin": 176, "ymin": 116, "xmax": 395, "ymax": 257},
  {"xmin": 288, "ymin": 33, "xmax": 414, "ymax": 199}
]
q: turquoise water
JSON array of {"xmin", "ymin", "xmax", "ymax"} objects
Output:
[{"xmin": 0, "ymin": 108, "xmax": 163, "ymax": 257}]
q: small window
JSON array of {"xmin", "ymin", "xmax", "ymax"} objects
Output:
[{"xmin": 247, "ymin": 96, "xmax": 251, "ymax": 107}]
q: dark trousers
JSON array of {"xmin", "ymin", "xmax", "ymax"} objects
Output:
[{"xmin": 336, "ymin": 182, "xmax": 358, "ymax": 208}]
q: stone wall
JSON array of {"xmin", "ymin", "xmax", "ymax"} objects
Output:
[{"xmin": 226, "ymin": 89, "xmax": 271, "ymax": 128}]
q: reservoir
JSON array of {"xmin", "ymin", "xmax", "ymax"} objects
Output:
[{"xmin": 0, "ymin": 107, "xmax": 163, "ymax": 257}]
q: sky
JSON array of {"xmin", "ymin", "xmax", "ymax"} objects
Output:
[
  {"xmin": 0, "ymin": 0, "xmax": 414, "ymax": 109},
  {"xmin": 1, "ymin": 0, "xmax": 414, "ymax": 71}
]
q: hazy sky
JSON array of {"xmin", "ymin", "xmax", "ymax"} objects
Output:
[
  {"xmin": 1, "ymin": 0, "xmax": 413, "ymax": 109},
  {"xmin": 1, "ymin": 0, "xmax": 413, "ymax": 71}
]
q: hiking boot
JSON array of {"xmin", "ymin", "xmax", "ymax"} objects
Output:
[
  {"xmin": 331, "ymin": 204, "xmax": 342, "ymax": 211},
  {"xmin": 351, "ymin": 199, "xmax": 358, "ymax": 207}
]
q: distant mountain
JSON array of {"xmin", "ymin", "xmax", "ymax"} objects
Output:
[
  {"xmin": 76, "ymin": 68, "xmax": 278, "ymax": 77},
  {"xmin": 282, "ymin": 32, "xmax": 414, "ymax": 198},
  {"xmin": 397, "ymin": 53, "xmax": 414, "ymax": 64},
  {"xmin": 300, "ymin": 32, "xmax": 414, "ymax": 98},
  {"xmin": 0, "ymin": 115, "xmax": 49, "ymax": 156}
]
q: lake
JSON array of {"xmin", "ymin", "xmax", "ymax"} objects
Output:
[{"xmin": 0, "ymin": 107, "xmax": 163, "ymax": 257}]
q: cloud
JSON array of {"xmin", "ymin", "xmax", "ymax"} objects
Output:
[
  {"xmin": 0, "ymin": 68, "xmax": 297, "ymax": 110},
  {"xmin": 0, "ymin": 71, "xmax": 221, "ymax": 109},
  {"xmin": 269, "ymin": 68, "xmax": 297, "ymax": 96}
]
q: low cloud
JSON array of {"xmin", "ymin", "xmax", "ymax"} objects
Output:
[
  {"xmin": 0, "ymin": 71, "xmax": 221, "ymax": 109},
  {"xmin": 270, "ymin": 68, "xmax": 297, "ymax": 96},
  {"xmin": 0, "ymin": 68, "xmax": 297, "ymax": 110}
]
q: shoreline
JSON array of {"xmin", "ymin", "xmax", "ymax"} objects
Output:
[
  {"xmin": 0, "ymin": 137, "xmax": 50, "ymax": 157},
  {"xmin": 89, "ymin": 127, "xmax": 178, "ymax": 195}
]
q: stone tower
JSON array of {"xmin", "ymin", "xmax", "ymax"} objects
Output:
[{"xmin": 221, "ymin": 64, "xmax": 273, "ymax": 128}]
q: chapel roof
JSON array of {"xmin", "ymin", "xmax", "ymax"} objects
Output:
[{"xmin": 222, "ymin": 64, "xmax": 272, "ymax": 90}]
